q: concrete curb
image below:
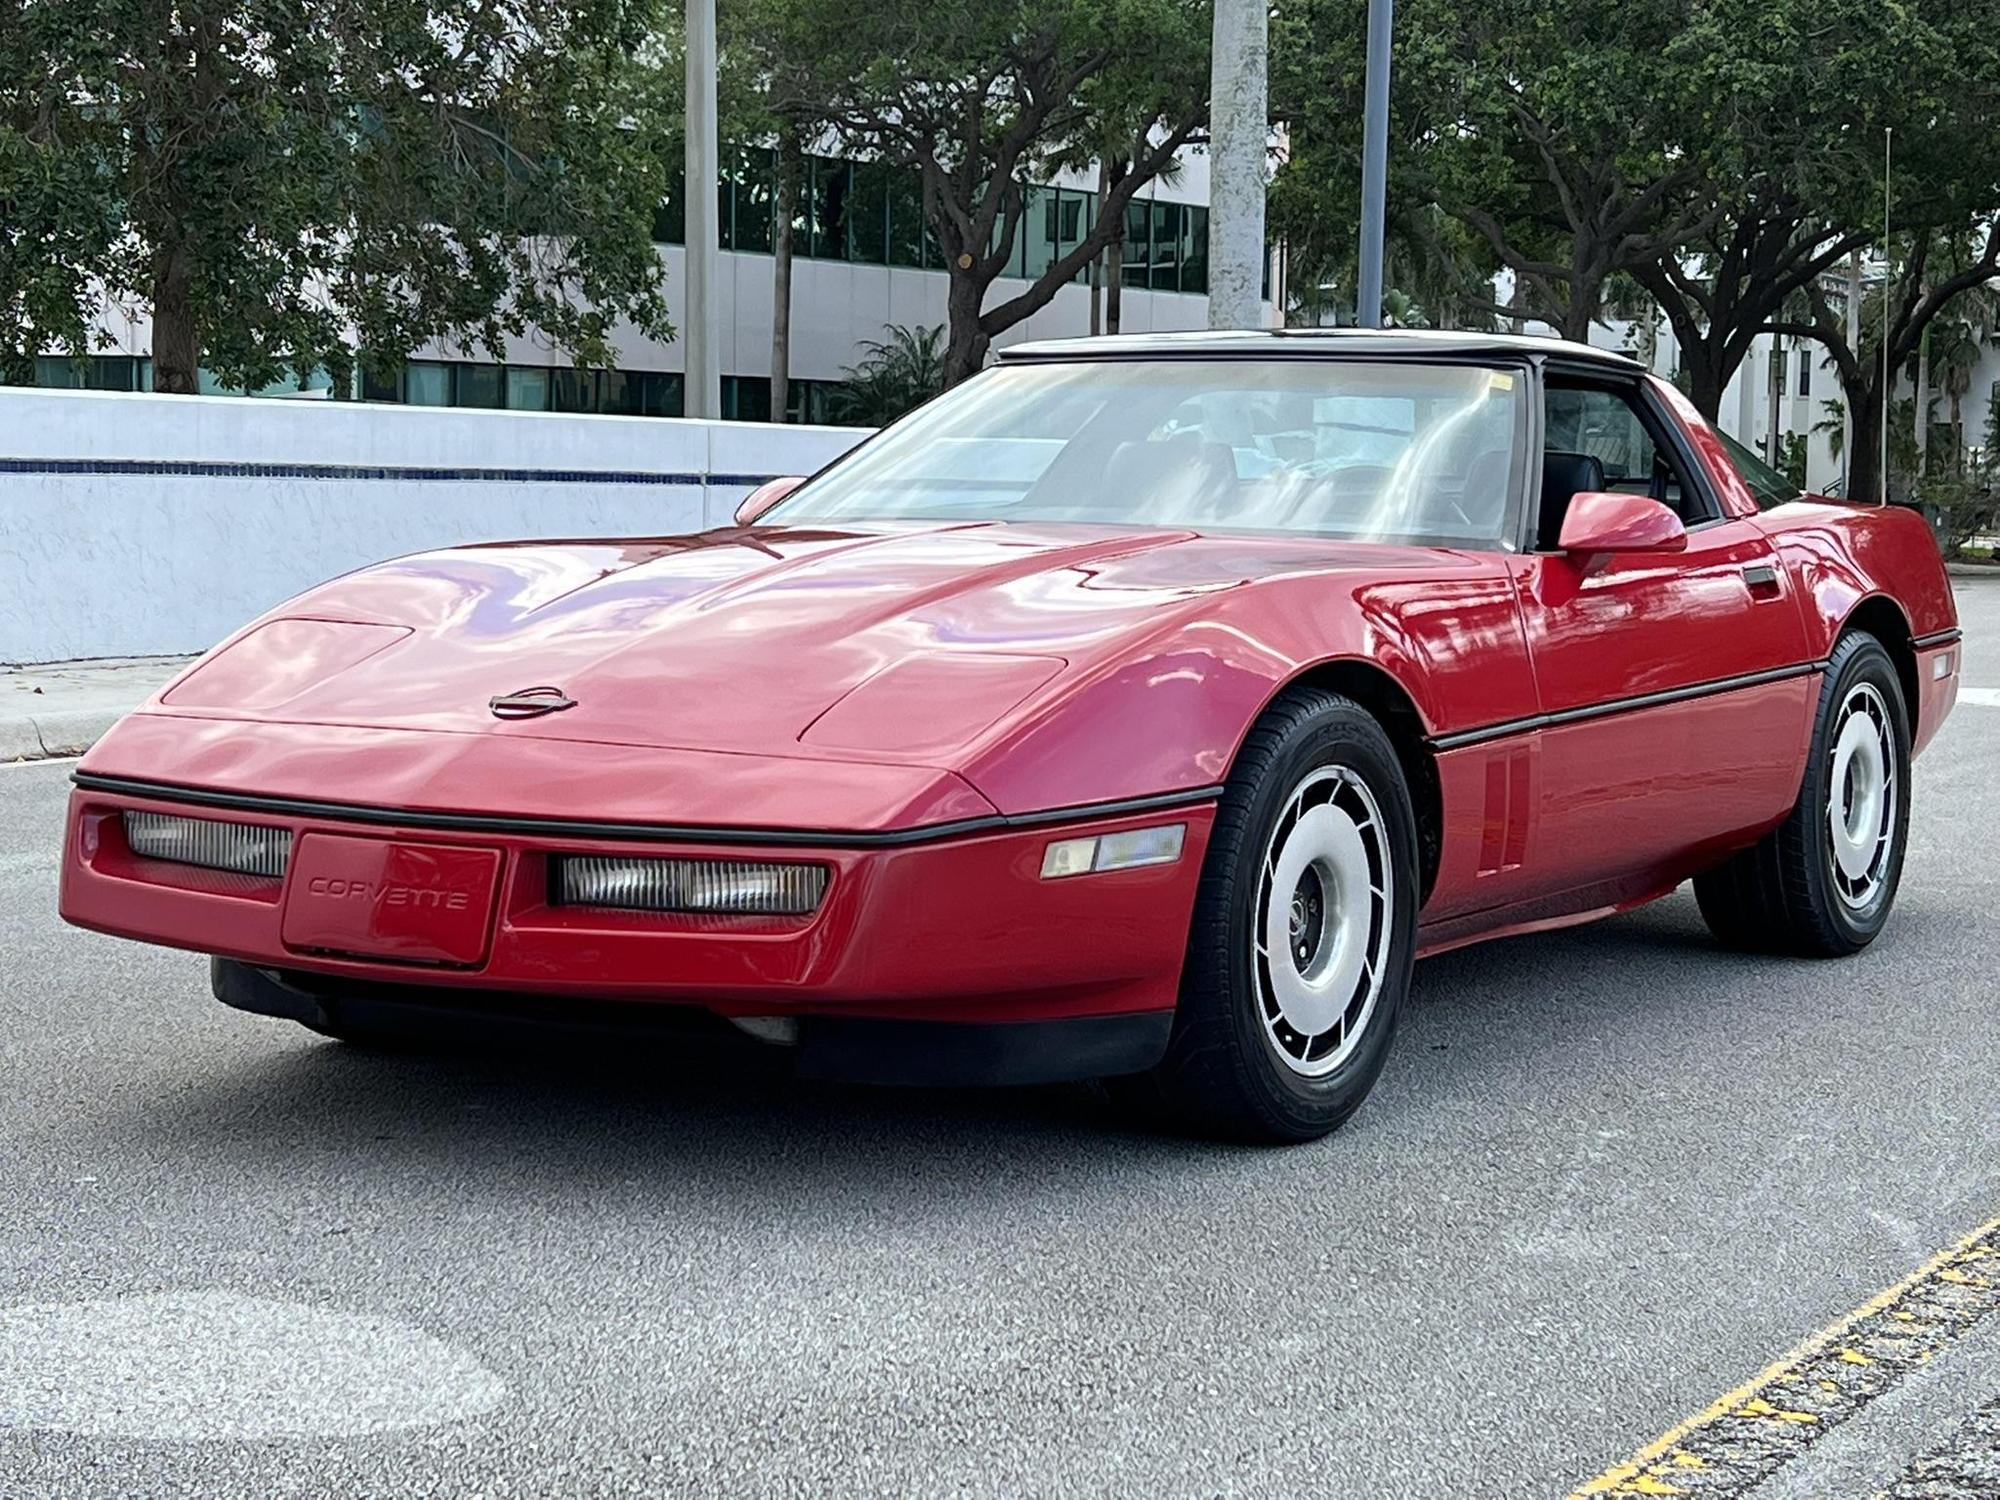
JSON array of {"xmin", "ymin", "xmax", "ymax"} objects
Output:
[{"xmin": 0, "ymin": 708, "xmax": 124, "ymax": 763}]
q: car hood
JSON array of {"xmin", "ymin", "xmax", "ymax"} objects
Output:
[{"xmin": 151, "ymin": 521, "xmax": 1290, "ymax": 761}]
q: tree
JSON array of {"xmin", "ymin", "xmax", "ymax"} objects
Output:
[
  {"xmin": 1777, "ymin": 228, "xmax": 2000, "ymax": 504},
  {"xmin": 1619, "ymin": 0, "xmax": 1933, "ymax": 421},
  {"xmin": 1924, "ymin": 302, "xmax": 1996, "ymax": 470},
  {"xmin": 2, "ymin": 0, "xmax": 677, "ymax": 394},
  {"xmin": 1273, "ymin": 0, "xmax": 1715, "ymax": 342},
  {"xmin": 827, "ymin": 322, "xmax": 943, "ymax": 425},
  {"xmin": 779, "ymin": 0, "xmax": 1212, "ymax": 385},
  {"xmin": 720, "ymin": 0, "xmax": 825, "ymax": 421}
]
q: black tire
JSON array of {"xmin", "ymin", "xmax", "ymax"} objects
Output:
[
  {"xmin": 1694, "ymin": 631, "xmax": 1912, "ymax": 956},
  {"xmin": 1116, "ymin": 685, "xmax": 1421, "ymax": 1143}
]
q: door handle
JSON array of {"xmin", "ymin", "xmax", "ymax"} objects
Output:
[{"xmin": 1742, "ymin": 563, "xmax": 1782, "ymax": 597}]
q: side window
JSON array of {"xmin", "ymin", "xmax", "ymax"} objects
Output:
[{"xmin": 1543, "ymin": 382, "xmax": 1706, "ymax": 538}]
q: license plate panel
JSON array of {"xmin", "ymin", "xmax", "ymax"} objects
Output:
[{"xmin": 282, "ymin": 834, "xmax": 502, "ymax": 966}]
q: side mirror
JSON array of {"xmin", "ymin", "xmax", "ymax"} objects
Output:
[
  {"xmin": 735, "ymin": 475, "xmax": 805, "ymax": 527},
  {"xmin": 1559, "ymin": 491, "xmax": 1687, "ymax": 555}
]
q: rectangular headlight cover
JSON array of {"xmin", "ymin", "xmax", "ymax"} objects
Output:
[
  {"xmin": 554, "ymin": 855, "xmax": 827, "ymax": 916},
  {"xmin": 123, "ymin": 810, "xmax": 292, "ymax": 878}
]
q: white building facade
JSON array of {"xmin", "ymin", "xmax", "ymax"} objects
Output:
[{"xmin": 32, "ymin": 147, "xmax": 1277, "ymax": 422}]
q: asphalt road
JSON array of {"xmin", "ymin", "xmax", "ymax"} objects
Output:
[{"xmin": 3, "ymin": 581, "xmax": 1996, "ymax": 1498}]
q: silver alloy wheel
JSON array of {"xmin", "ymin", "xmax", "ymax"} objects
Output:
[
  {"xmin": 1252, "ymin": 764, "xmax": 1393, "ymax": 1077},
  {"xmin": 1827, "ymin": 681, "xmax": 1898, "ymax": 911}
]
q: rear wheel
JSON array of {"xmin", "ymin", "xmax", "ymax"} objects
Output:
[
  {"xmin": 1120, "ymin": 686, "xmax": 1420, "ymax": 1143},
  {"xmin": 1694, "ymin": 631, "xmax": 1911, "ymax": 956}
]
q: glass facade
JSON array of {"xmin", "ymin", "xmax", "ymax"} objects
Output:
[
  {"xmin": 656, "ymin": 150, "xmax": 1213, "ymax": 295},
  {"xmin": 356, "ymin": 360, "xmax": 843, "ymax": 424},
  {"xmin": 34, "ymin": 355, "xmax": 153, "ymax": 391}
]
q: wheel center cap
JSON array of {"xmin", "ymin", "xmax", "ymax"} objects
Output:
[{"xmin": 1290, "ymin": 867, "xmax": 1327, "ymax": 969}]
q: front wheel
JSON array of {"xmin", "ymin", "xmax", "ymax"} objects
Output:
[
  {"xmin": 1122, "ymin": 686, "xmax": 1420, "ymax": 1143},
  {"xmin": 1694, "ymin": 630, "xmax": 1912, "ymax": 956}
]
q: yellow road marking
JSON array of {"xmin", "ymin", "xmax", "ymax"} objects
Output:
[{"xmin": 1571, "ymin": 1213, "xmax": 2000, "ymax": 1497}]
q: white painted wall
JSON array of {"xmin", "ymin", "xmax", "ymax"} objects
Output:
[{"xmin": 0, "ymin": 389, "xmax": 868, "ymax": 663}]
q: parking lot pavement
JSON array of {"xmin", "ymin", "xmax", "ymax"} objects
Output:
[{"xmin": 1, "ymin": 581, "xmax": 1995, "ymax": 1499}]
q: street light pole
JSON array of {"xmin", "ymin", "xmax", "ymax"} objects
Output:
[
  {"xmin": 1356, "ymin": 0, "xmax": 1393, "ymax": 328},
  {"xmin": 684, "ymin": 0, "xmax": 721, "ymax": 418},
  {"xmin": 1207, "ymin": 0, "xmax": 1268, "ymax": 329}
]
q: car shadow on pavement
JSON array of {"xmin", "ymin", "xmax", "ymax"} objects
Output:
[{"xmin": 75, "ymin": 889, "xmax": 1801, "ymax": 1202}]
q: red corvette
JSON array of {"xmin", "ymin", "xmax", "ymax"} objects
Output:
[{"xmin": 60, "ymin": 331, "xmax": 1960, "ymax": 1141}]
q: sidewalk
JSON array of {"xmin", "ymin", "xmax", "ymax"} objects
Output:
[{"xmin": 0, "ymin": 656, "xmax": 195, "ymax": 761}]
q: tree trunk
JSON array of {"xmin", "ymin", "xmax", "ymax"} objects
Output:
[
  {"xmin": 151, "ymin": 243, "xmax": 199, "ymax": 394},
  {"xmin": 1090, "ymin": 160, "xmax": 1110, "ymax": 336},
  {"xmin": 1842, "ymin": 252, "xmax": 1861, "ymax": 489},
  {"xmin": 1845, "ymin": 377, "xmax": 1883, "ymax": 504},
  {"xmin": 1106, "ymin": 229, "xmax": 1123, "ymax": 336},
  {"xmin": 942, "ymin": 272, "xmax": 990, "ymax": 387},
  {"xmin": 770, "ymin": 131, "xmax": 799, "ymax": 423},
  {"xmin": 1766, "ymin": 339, "xmax": 1784, "ymax": 462},
  {"xmin": 1913, "ymin": 331, "xmax": 1930, "ymax": 479},
  {"xmin": 1556, "ymin": 285, "xmax": 1598, "ymax": 344},
  {"xmin": 1682, "ymin": 343, "xmax": 1727, "ymax": 422}
]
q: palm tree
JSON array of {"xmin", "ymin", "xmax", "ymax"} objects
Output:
[
  {"xmin": 1814, "ymin": 397, "xmax": 1847, "ymax": 462},
  {"xmin": 1926, "ymin": 293, "xmax": 1998, "ymax": 472},
  {"xmin": 828, "ymin": 324, "xmax": 945, "ymax": 426}
]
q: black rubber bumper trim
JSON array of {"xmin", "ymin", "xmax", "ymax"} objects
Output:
[
  {"xmin": 211, "ymin": 959, "xmax": 1174, "ymax": 1087},
  {"xmin": 1912, "ymin": 627, "xmax": 1962, "ymax": 650},
  {"xmin": 78, "ymin": 774, "xmax": 1222, "ymax": 850},
  {"xmin": 794, "ymin": 1010, "xmax": 1172, "ymax": 1087}
]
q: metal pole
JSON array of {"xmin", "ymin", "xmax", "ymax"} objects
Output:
[
  {"xmin": 1206, "ymin": 0, "xmax": 1268, "ymax": 329},
  {"xmin": 683, "ymin": 0, "xmax": 721, "ymax": 418},
  {"xmin": 1356, "ymin": 0, "xmax": 1393, "ymax": 328},
  {"xmin": 1880, "ymin": 126, "xmax": 1891, "ymax": 504},
  {"xmin": 1843, "ymin": 249, "xmax": 1859, "ymax": 491}
]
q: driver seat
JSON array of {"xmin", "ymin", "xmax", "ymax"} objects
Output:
[{"xmin": 1539, "ymin": 451, "xmax": 1605, "ymax": 549}]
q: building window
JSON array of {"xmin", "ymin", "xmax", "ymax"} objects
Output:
[
  {"xmin": 1149, "ymin": 201, "xmax": 1181, "ymax": 290},
  {"xmin": 34, "ymin": 354, "xmax": 151, "ymax": 391},
  {"xmin": 809, "ymin": 157, "xmax": 852, "ymax": 260},
  {"xmin": 455, "ymin": 364, "xmax": 504, "ymax": 409},
  {"xmin": 1122, "ymin": 198, "xmax": 1150, "ymax": 287},
  {"xmin": 1055, "ymin": 189, "xmax": 1092, "ymax": 283},
  {"xmin": 505, "ymin": 367, "xmax": 549, "ymax": 411},
  {"xmin": 784, "ymin": 378, "xmax": 843, "ymax": 425},
  {"xmin": 1797, "ymin": 344, "xmax": 1811, "ymax": 397},
  {"xmin": 404, "ymin": 361, "xmax": 452, "ymax": 406},
  {"xmin": 1181, "ymin": 207, "xmax": 1207, "ymax": 294},
  {"xmin": 642, "ymin": 150, "xmax": 1211, "ymax": 296},
  {"xmin": 849, "ymin": 161, "xmax": 891, "ymax": 265},
  {"xmin": 725, "ymin": 146, "xmax": 774, "ymax": 253}
]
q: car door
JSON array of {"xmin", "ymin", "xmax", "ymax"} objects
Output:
[{"xmin": 1505, "ymin": 370, "xmax": 1816, "ymax": 896}]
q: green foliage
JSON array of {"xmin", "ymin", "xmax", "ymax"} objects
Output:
[
  {"xmin": 0, "ymin": 0, "xmax": 678, "ymax": 391},
  {"xmin": 828, "ymin": 323, "xmax": 944, "ymax": 426},
  {"xmin": 742, "ymin": 0, "xmax": 1210, "ymax": 383},
  {"xmin": 1276, "ymin": 0, "xmax": 1712, "ymax": 340},
  {"xmin": 1913, "ymin": 463, "xmax": 1996, "ymax": 559},
  {"xmin": 1777, "ymin": 432, "xmax": 1810, "ymax": 491}
]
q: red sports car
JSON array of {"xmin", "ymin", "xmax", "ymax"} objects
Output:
[{"xmin": 60, "ymin": 331, "xmax": 1961, "ymax": 1141}]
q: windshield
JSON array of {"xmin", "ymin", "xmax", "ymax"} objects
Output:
[{"xmin": 771, "ymin": 358, "xmax": 1528, "ymax": 547}]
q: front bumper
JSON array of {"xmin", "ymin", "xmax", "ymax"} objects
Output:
[
  {"xmin": 60, "ymin": 777, "xmax": 1213, "ymax": 1036},
  {"xmin": 211, "ymin": 960, "xmax": 1177, "ymax": 1085}
]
